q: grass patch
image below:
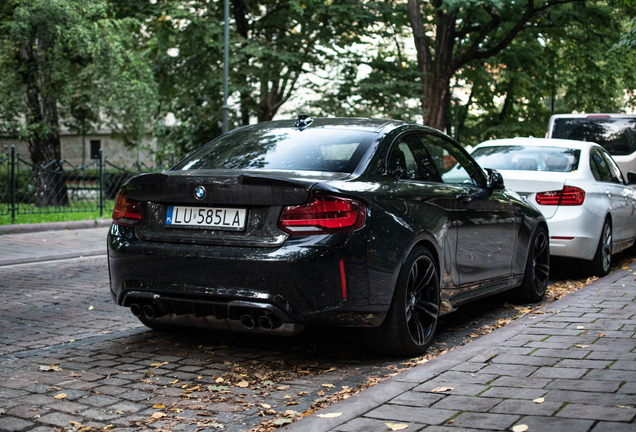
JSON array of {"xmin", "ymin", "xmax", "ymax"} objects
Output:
[{"xmin": 0, "ymin": 210, "xmax": 111, "ymax": 225}]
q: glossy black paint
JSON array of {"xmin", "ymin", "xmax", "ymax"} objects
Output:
[{"xmin": 108, "ymin": 118, "xmax": 546, "ymax": 337}]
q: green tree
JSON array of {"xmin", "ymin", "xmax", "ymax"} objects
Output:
[{"xmin": 0, "ymin": 0, "xmax": 156, "ymax": 206}]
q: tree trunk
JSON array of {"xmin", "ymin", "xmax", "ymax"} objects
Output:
[{"xmin": 18, "ymin": 26, "xmax": 68, "ymax": 207}]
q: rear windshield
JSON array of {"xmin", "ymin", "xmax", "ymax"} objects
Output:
[
  {"xmin": 471, "ymin": 145, "xmax": 581, "ymax": 172},
  {"xmin": 174, "ymin": 127, "xmax": 376, "ymax": 173},
  {"xmin": 551, "ymin": 117, "xmax": 636, "ymax": 156}
]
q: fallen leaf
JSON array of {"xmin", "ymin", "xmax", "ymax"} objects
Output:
[
  {"xmin": 150, "ymin": 362, "xmax": 168, "ymax": 368},
  {"xmin": 575, "ymin": 344, "xmax": 590, "ymax": 348},
  {"xmin": 317, "ymin": 412, "xmax": 342, "ymax": 418},
  {"xmin": 431, "ymin": 386, "xmax": 453, "ymax": 393},
  {"xmin": 617, "ymin": 405, "xmax": 632, "ymax": 409},
  {"xmin": 151, "ymin": 412, "xmax": 166, "ymax": 419},
  {"xmin": 322, "ymin": 367, "xmax": 337, "ymax": 373},
  {"xmin": 176, "ymin": 352, "xmax": 188, "ymax": 357},
  {"xmin": 277, "ymin": 385, "xmax": 291, "ymax": 390},
  {"xmin": 215, "ymin": 377, "xmax": 224, "ymax": 384},
  {"xmin": 622, "ymin": 266, "xmax": 630, "ymax": 270},
  {"xmin": 273, "ymin": 418, "xmax": 294, "ymax": 426},
  {"xmin": 386, "ymin": 423, "xmax": 408, "ymax": 431},
  {"xmin": 260, "ymin": 403, "xmax": 272, "ymax": 409},
  {"xmin": 576, "ymin": 326, "xmax": 585, "ymax": 329},
  {"xmin": 236, "ymin": 381, "xmax": 249, "ymax": 388},
  {"xmin": 512, "ymin": 425, "xmax": 529, "ymax": 432},
  {"xmin": 0, "ymin": 409, "xmax": 5, "ymax": 414},
  {"xmin": 54, "ymin": 393, "xmax": 67, "ymax": 399},
  {"xmin": 183, "ymin": 386, "xmax": 200, "ymax": 393},
  {"xmin": 599, "ymin": 334, "xmax": 605, "ymax": 337},
  {"xmin": 39, "ymin": 365, "xmax": 62, "ymax": 372},
  {"xmin": 171, "ymin": 379, "xmax": 179, "ymax": 384},
  {"xmin": 88, "ymin": 306, "xmax": 94, "ymax": 310},
  {"xmin": 153, "ymin": 403, "xmax": 165, "ymax": 409},
  {"xmin": 322, "ymin": 383, "xmax": 335, "ymax": 388},
  {"xmin": 207, "ymin": 385, "xmax": 229, "ymax": 391},
  {"xmin": 533, "ymin": 397, "xmax": 545, "ymax": 404},
  {"xmin": 286, "ymin": 402, "xmax": 299, "ymax": 406}
]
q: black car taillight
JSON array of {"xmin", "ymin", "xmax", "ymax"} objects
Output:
[
  {"xmin": 112, "ymin": 189, "xmax": 142, "ymax": 227},
  {"xmin": 278, "ymin": 194, "xmax": 366, "ymax": 235},
  {"xmin": 536, "ymin": 186, "xmax": 585, "ymax": 206}
]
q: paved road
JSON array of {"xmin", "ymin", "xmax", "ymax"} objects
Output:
[{"xmin": 1, "ymin": 226, "xmax": 634, "ymax": 432}]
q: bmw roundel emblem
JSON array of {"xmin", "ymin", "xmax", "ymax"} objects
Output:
[{"xmin": 194, "ymin": 186, "xmax": 206, "ymax": 200}]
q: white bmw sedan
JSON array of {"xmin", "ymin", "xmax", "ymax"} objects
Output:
[{"xmin": 471, "ymin": 137, "xmax": 636, "ymax": 276}]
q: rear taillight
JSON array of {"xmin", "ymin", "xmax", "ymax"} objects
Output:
[
  {"xmin": 278, "ymin": 194, "xmax": 366, "ymax": 235},
  {"xmin": 112, "ymin": 189, "xmax": 142, "ymax": 226},
  {"xmin": 536, "ymin": 186, "xmax": 585, "ymax": 206}
]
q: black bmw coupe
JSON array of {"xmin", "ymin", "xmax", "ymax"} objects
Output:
[{"xmin": 108, "ymin": 116, "xmax": 549, "ymax": 356}]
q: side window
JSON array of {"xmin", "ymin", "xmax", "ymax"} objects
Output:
[
  {"xmin": 418, "ymin": 133, "xmax": 485, "ymax": 187},
  {"xmin": 387, "ymin": 134, "xmax": 440, "ymax": 182},
  {"xmin": 600, "ymin": 150, "xmax": 624, "ymax": 184},
  {"xmin": 590, "ymin": 148, "xmax": 613, "ymax": 183}
]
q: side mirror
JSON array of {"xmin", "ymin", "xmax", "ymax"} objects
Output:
[
  {"xmin": 627, "ymin": 172, "xmax": 636, "ymax": 185},
  {"xmin": 486, "ymin": 168, "xmax": 505, "ymax": 190}
]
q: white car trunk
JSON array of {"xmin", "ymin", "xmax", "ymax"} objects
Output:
[{"xmin": 496, "ymin": 170, "xmax": 569, "ymax": 219}]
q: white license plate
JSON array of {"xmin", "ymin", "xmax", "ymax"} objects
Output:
[{"xmin": 166, "ymin": 206, "xmax": 247, "ymax": 231}]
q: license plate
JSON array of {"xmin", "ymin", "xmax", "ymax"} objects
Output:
[{"xmin": 166, "ymin": 206, "xmax": 247, "ymax": 231}]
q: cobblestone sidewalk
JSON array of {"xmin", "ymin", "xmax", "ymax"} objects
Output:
[{"xmin": 284, "ymin": 265, "xmax": 636, "ymax": 432}]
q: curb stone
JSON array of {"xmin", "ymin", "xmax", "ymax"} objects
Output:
[{"xmin": 0, "ymin": 218, "xmax": 112, "ymax": 235}]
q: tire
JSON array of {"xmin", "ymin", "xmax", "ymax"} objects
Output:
[
  {"xmin": 592, "ymin": 219, "xmax": 612, "ymax": 277},
  {"xmin": 364, "ymin": 246, "xmax": 440, "ymax": 357},
  {"xmin": 517, "ymin": 226, "xmax": 550, "ymax": 303}
]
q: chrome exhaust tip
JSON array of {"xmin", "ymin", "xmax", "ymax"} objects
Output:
[
  {"xmin": 143, "ymin": 304, "xmax": 156, "ymax": 319},
  {"xmin": 130, "ymin": 303, "xmax": 142, "ymax": 318},
  {"xmin": 240, "ymin": 314, "xmax": 256, "ymax": 329}
]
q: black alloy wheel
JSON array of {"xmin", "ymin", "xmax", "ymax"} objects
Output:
[
  {"xmin": 592, "ymin": 219, "xmax": 612, "ymax": 277},
  {"xmin": 518, "ymin": 226, "xmax": 550, "ymax": 302},
  {"xmin": 364, "ymin": 246, "xmax": 440, "ymax": 356}
]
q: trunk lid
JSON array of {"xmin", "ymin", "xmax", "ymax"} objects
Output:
[
  {"xmin": 126, "ymin": 170, "xmax": 350, "ymax": 247},
  {"xmin": 498, "ymin": 170, "xmax": 569, "ymax": 219}
]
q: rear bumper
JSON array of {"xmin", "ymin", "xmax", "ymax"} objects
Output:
[
  {"xmin": 545, "ymin": 205, "xmax": 602, "ymax": 260},
  {"xmin": 107, "ymin": 224, "xmax": 387, "ymax": 329}
]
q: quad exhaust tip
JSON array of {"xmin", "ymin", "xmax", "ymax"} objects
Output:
[
  {"xmin": 240, "ymin": 314, "xmax": 256, "ymax": 329},
  {"xmin": 130, "ymin": 303, "xmax": 142, "ymax": 318}
]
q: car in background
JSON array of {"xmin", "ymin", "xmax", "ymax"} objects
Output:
[
  {"xmin": 472, "ymin": 137, "xmax": 636, "ymax": 276},
  {"xmin": 108, "ymin": 117, "xmax": 549, "ymax": 357},
  {"xmin": 547, "ymin": 113, "xmax": 636, "ymax": 177}
]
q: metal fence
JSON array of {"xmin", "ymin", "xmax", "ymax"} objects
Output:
[{"xmin": 0, "ymin": 145, "xmax": 173, "ymax": 224}]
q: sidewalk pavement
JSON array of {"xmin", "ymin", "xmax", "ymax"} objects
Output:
[
  {"xmin": 284, "ymin": 266, "xmax": 636, "ymax": 432},
  {"xmin": 0, "ymin": 220, "xmax": 110, "ymax": 266},
  {"xmin": 2, "ymin": 222, "xmax": 635, "ymax": 431}
]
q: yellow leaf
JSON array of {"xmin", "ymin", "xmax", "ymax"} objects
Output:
[
  {"xmin": 236, "ymin": 381, "xmax": 249, "ymax": 388},
  {"xmin": 183, "ymin": 386, "xmax": 200, "ymax": 393},
  {"xmin": 153, "ymin": 403, "xmax": 165, "ymax": 409},
  {"xmin": 512, "ymin": 425, "xmax": 528, "ymax": 432},
  {"xmin": 215, "ymin": 377, "xmax": 224, "ymax": 384},
  {"xmin": 533, "ymin": 397, "xmax": 545, "ymax": 404},
  {"xmin": 323, "ymin": 367, "xmax": 337, "ymax": 372},
  {"xmin": 617, "ymin": 405, "xmax": 632, "ymax": 409},
  {"xmin": 576, "ymin": 326, "xmax": 585, "ymax": 329},
  {"xmin": 322, "ymin": 384, "xmax": 335, "ymax": 388},
  {"xmin": 151, "ymin": 412, "xmax": 166, "ymax": 419},
  {"xmin": 575, "ymin": 344, "xmax": 590, "ymax": 348},
  {"xmin": 277, "ymin": 385, "xmax": 291, "ymax": 390},
  {"xmin": 54, "ymin": 393, "xmax": 67, "ymax": 399},
  {"xmin": 316, "ymin": 412, "xmax": 342, "ymax": 418},
  {"xmin": 386, "ymin": 423, "xmax": 408, "ymax": 431},
  {"xmin": 622, "ymin": 266, "xmax": 630, "ymax": 269},
  {"xmin": 171, "ymin": 380, "xmax": 179, "ymax": 384},
  {"xmin": 260, "ymin": 403, "xmax": 271, "ymax": 409},
  {"xmin": 286, "ymin": 402, "xmax": 299, "ymax": 406},
  {"xmin": 88, "ymin": 306, "xmax": 94, "ymax": 310},
  {"xmin": 599, "ymin": 334, "xmax": 606, "ymax": 337},
  {"xmin": 431, "ymin": 387, "xmax": 453, "ymax": 393}
]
